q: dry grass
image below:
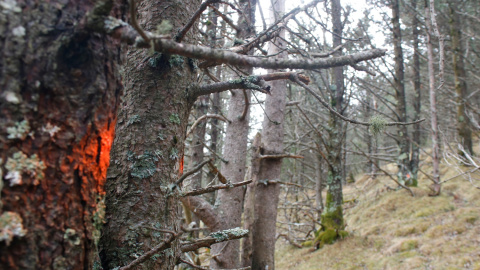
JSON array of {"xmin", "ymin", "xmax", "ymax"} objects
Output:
[{"xmin": 276, "ymin": 142, "xmax": 480, "ymax": 270}]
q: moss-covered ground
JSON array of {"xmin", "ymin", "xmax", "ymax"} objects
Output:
[{"xmin": 276, "ymin": 143, "xmax": 480, "ymax": 270}]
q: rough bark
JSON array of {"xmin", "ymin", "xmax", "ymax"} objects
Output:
[
  {"xmin": 241, "ymin": 133, "xmax": 261, "ymax": 267},
  {"xmin": 99, "ymin": 0, "xmax": 201, "ymax": 269},
  {"xmin": 425, "ymin": 0, "xmax": 441, "ymax": 195},
  {"xmin": 209, "ymin": 1, "xmax": 256, "ymax": 268},
  {"xmin": 409, "ymin": 0, "xmax": 422, "ymax": 184},
  {"xmin": 391, "ymin": 0, "xmax": 413, "ymax": 186},
  {"xmin": 321, "ymin": 0, "xmax": 346, "ymax": 237},
  {"xmin": 449, "ymin": 4, "xmax": 474, "ymax": 156},
  {"xmin": 251, "ymin": 0, "xmax": 287, "ymax": 268},
  {"xmin": 0, "ymin": 1, "xmax": 122, "ymax": 269}
]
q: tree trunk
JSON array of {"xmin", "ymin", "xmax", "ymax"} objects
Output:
[
  {"xmin": 100, "ymin": 0, "xmax": 201, "ymax": 269},
  {"xmin": 391, "ymin": 0, "xmax": 413, "ymax": 186},
  {"xmin": 209, "ymin": 1, "xmax": 256, "ymax": 268},
  {"xmin": 0, "ymin": 1, "xmax": 122, "ymax": 269},
  {"xmin": 449, "ymin": 4, "xmax": 474, "ymax": 156},
  {"xmin": 425, "ymin": 0, "xmax": 441, "ymax": 195},
  {"xmin": 409, "ymin": 0, "xmax": 422, "ymax": 184},
  {"xmin": 320, "ymin": 0, "xmax": 346, "ymax": 241},
  {"xmin": 249, "ymin": 1, "xmax": 287, "ymax": 267}
]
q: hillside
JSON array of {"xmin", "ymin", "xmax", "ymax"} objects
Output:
[{"xmin": 276, "ymin": 145, "xmax": 480, "ymax": 269}]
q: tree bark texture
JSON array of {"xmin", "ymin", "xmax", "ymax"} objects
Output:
[
  {"xmin": 0, "ymin": 1, "xmax": 122, "ymax": 269},
  {"xmin": 425, "ymin": 0, "xmax": 441, "ymax": 195},
  {"xmin": 391, "ymin": 0, "xmax": 413, "ymax": 186},
  {"xmin": 322, "ymin": 0, "xmax": 346, "ymax": 234},
  {"xmin": 409, "ymin": 0, "xmax": 422, "ymax": 184},
  {"xmin": 209, "ymin": 1, "xmax": 256, "ymax": 268},
  {"xmin": 449, "ymin": 4, "xmax": 474, "ymax": 156},
  {"xmin": 251, "ymin": 0, "xmax": 287, "ymax": 268},
  {"xmin": 100, "ymin": 0, "xmax": 201, "ymax": 269}
]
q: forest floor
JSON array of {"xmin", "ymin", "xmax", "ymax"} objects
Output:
[{"xmin": 276, "ymin": 142, "xmax": 480, "ymax": 269}]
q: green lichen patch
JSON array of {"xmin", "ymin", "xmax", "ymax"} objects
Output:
[
  {"xmin": 64, "ymin": 228, "xmax": 81, "ymax": 246},
  {"xmin": 5, "ymin": 151, "xmax": 46, "ymax": 186},
  {"xmin": 130, "ymin": 150, "xmax": 158, "ymax": 179},
  {"xmin": 369, "ymin": 115, "xmax": 387, "ymax": 135},
  {"xmin": 169, "ymin": 147, "xmax": 179, "ymax": 160},
  {"xmin": 0, "ymin": 211, "xmax": 27, "ymax": 246},
  {"xmin": 7, "ymin": 119, "xmax": 30, "ymax": 140},
  {"xmin": 127, "ymin": 115, "xmax": 141, "ymax": 126},
  {"xmin": 210, "ymin": 227, "xmax": 248, "ymax": 242},
  {"xmin": 156, "ymin": 20, "xmax": 173, "ymax": 35},
  {"xmin": 169, "ymin": 113, "xmax": 181, "ymax": 124},
  {"xmin": 92, "ymin": 194, "xmax": 106, "ymax": 245}
]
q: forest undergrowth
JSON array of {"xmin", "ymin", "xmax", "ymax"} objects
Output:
[{"xmin": 276, "ymin": 140, "xmax": 480, "ymax": 270}]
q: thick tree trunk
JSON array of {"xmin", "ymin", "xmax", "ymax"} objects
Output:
[
  {"xmin": 391, "ymin": 0, "xmax": 413, "ymax": 186},
  {"xmin": 209, "ymin": 1, "xmax": 256, "ymax": 268},
  {"xmin": 251, "ymin": 1, "xmax": 287, "ymax": 269},
  {"xmin": 0, "ymin": 1, "xmax": 122, "ymax": 269},
  {"xmin": 100, "ymin": 0, "xmax": 201, "ymax": 269},
  {"xmin": 409, "ymin": 0, "xmax": 422, "ymax": 184},
  {"xmin": 449, "ymin": 4, "xmax": 474, "ymax": 156}
]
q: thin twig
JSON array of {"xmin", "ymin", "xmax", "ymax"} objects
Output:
[
  {"xmin": 186, "ymin": 114, "xmax": 229, "ymax": 138},
  {"xmin": 176, "ymin": 0, "xmax": 220, "ymax": 42},
  {"xmin": 290, "ymin": 74, "xmax": 424, "ymax": 127},
  {"xmin": 119, "ymin": 232, "xmax": 179, "ymax": 270},
  {"xmin": 175, "ymin": 159, "xmax": 213, "ymax": 187}
]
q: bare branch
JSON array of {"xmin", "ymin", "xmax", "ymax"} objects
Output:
[
  {"xmin": 290, "ymin": 74, "xmax": 425, "ymax": 127},
  {"xmin": 180, "ymin": 228, "xmax": 249, "ymax": 252},
  {"xmin": 182, "ymin": 180, "xmax": 252, "ymax": 197},
  {"xmin": 119, "ymin": 232, "xmax": 179, "ymax": 270},
  {"xmin": 176, "ymin": 0, "xmax": 221, "ymax": 42},
  {"xmin": 175, "ymin": 159, "xmax": 213, "ymax": 187},
  {"xmin": 186, "ymin": 114, "xmax": 229, "ymax": 138},
  {"xmin": 128, "ymin": 0, "xmax": 150, "ymax": 43},
  {"xmin": 259, "ymin": 154, "xmax": 304, "ymax": 159},
  {"xmin": 207, "ymin": 160, "xmax": 228, "ymax": 184}
]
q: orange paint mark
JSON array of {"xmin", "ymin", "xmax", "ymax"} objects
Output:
[{"xmin": 179, "ymin": 155, "xmax": 184, "ymax": 176}]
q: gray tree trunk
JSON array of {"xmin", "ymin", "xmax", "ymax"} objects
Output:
[
  {"xmin": 449, "ymin": 3, "xmax": 474, "ymax": 156},
  {"xmin": 209, "ymin": 1, "xmax": 257, "ymax": 268},
  {"xmin": 321, "ymin": 0, "xmax": 346, "ymax": 236},
  {"xmin": 409, "ymin": 0, "xmax": 422, "ymax": 184},
  {"xmin": 251, "ymin": 0, "xmax": 287, "ymax": 268},
  {"xmin": 100, "ymin": 0, "xmax": 202, "ymax": 269},
  {"xmin": 391, "ymin": 0, "xmax": 413, "ymax": 186}
]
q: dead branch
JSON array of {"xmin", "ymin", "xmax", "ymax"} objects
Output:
[
  {"xmin": 176, "ymin": 0, "xmax": 221, "ymax": 42},
  {"xmin": 175, "ymin": 159, "xmax": 213, "ymax": 187},
  {"xmin": 186, "ymin": 114, "xmax": 229, "ymax": 138},
  {"xmin": 260, "ymin": 154, "xmax": 304, "ymax": 159},
  {"xmin": 351, "ymin": 141, "xmax": 414, "ymax": 196},
  {"xmin": 119, "ymin": 231, "xmax": 179, "ymax": 270},
  {"xmin": 291, "ymin": 74, "xmax": 424, "ymax": 127},
  {"xmin": 207, "ymin": 161, "xmax": 228, "ymax": 184},
  {"xmin": 182, "ymin": 180, "xmax": 252, "ymax": 197},
  {"xmin": 180, "ymin": 228, "xmax": 249, "ymax": 252}
]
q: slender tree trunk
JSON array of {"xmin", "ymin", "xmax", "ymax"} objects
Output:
[
  {"xmin": 315, "ymin": 153, "xmax": 324, "ymax": 219},
  {"xmin": 391, "ymin": 0, "xmax": 413, "ymax": 186},
  {"xmin": 251, "ymin": 0, "xmax": 287, "ymax": 263},
  {"xmin": 320, "ymin": 0, "xmax": 346, "ymax": 241},
  {"xmin": 241, "ymin": 133, "xmax": 262, "ymax": 267},
  {"xmin": 100, "ymin": 0, "xmax": 201, "ymax": 269},
  {"xmin": 425, "ymin": 0, "xmax": 441, "ymax": 195},
  {"xmin": 0, "ymin": 1, "xmax": 122, "ymax": 268},
  {"xmin": 409, "ymin": 0, "xmax": 422, "ymax": 185},
  {"xmin": 449, "ymin": 4, "xmax": 474, "ymax": 156},
  {"xmin": 209, "ymin": 1, "xmax": 257, "ymax": 268}
]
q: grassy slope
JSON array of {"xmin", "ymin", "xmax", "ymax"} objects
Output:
[{"xmin": 276, "ymin": 145, "xmax": 480, "ymax": 270}]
